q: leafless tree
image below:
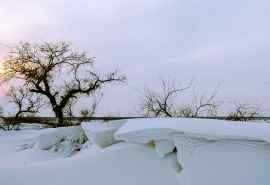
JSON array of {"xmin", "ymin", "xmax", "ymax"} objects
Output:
[
  {"xmin": 6, "ymin": 87, "xmax": 41, "ymax": 130},
  {"xmin": 8, "ymin": 87, "xmax": 41, "ymax": 118},
  {"xmin": 178, "ymin": 86, "xmax": 220, "ymax": 117},
  {"xmin": 226, "ymin": 102, "xmax": 261, "ymax": 121},
  {"xmin": 142, "ymin": 80, "xmax": 220, "ymax": 118},
  {"xmin": 142, "ymin": 80, "xmax": 191, "ymax": 117},
  {"xmin": 0, "ymin": 87, "xmax": 41, "ymax": 130},
  {"xmin": 1, "ymin": 42, "xmax": 126, "ymax": 126}
]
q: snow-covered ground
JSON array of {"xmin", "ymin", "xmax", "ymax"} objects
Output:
[{"xmin": 1, "ymin": 119, "xmax": 270, "ymax": 185}]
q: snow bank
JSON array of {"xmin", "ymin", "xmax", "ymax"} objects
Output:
[
  {"xmin": 35, "ymin": 126, "xmax": 87, "ymax": 155},
  {"xmin": 115, "ymin": 118, "xmax": 270, "ymax": 143},
  {"xmin": 155, "ymin": 140, "xmax": 175, "ymax": 158},
  {"xmin": 0, "ymin": 127, "xmax": 83, "ymax": 168},
  {"xmin": 2, "ymin": 118, "xmax": 270, "ymax": 185},
  {"xmin": 174, "ymin": 136, "xmax": 270, "ymax": 185},
  {"xmin": 81, "ymin": 120, "xmax": 126, "ymax": 147},
  {"xmin": 0, "ymin": 143, "xmax": 180, "ymax": 185},
  {"xmin": 115, "ymin": 118, "xmax": 270, "ymax": 185}
]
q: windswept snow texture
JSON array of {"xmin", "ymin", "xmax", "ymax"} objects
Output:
[
  {"xmin": 1, "ymin": 119, "xmax": 270, "ymax": 185},
  {"xmin": 36, "ymin": 126, "xmax": 86, "ymax": 153},
  {"xmin": 115, "ymin": 118, "xmax": 270, "ymax": 185},
  {"xmin": 0, "ymin": 123, "xmax": 179, "ymax": 185},
  {"xmin": 175, "ymin": 137, "xmax": 270, "ymax": 185},
  {"xmin": 0, "ymin": 129, "xmax": 66, "ymax": 168},
  {"xmin": 81, "ymin": 120, "xmax": 125, "ymax": 147},
  {"xmin": 0, "ymin": 142, "xmax": 179, "ymax": 185},
  {"xmin": 154, "ymin": 140, "xmax": 175, "ymax": 158},
  {"xmin": 115, "ymin": 118, "xmax": 270, "ymax": 143}
]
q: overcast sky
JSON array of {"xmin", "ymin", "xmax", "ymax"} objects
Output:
[{"xmin": 0, "ymin": 0, "xmax": 270, "ymax": 115}]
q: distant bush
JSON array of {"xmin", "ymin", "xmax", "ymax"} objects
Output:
[{"xmin": 226, "ymin": 103, "xmax": 261, "ymax": 122}]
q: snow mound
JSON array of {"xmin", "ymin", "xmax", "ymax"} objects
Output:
[
  {"xmin": 115, "ymin": 118, "xmax": 270, "ymax": 185},
  {"xmin": 0, "ymin": 143, "xmax": 180, "ymax": 185},
  {"xmin": 2, "ymin": 118, "xmax": 270, "ymax": 185},
  {"xmin": 81, "ymin": 120, "xmax": 126, "ymax": 148},
  {"xmin": 174, "ymin": 137, "xmax": 270, "ymax": 185},
  {"xmin": 35, "ymin": 126, "xmax": 87, "ymax": 155},
  {"xmin": 155, "ymin": 140, "xmax": 175, "ymax": 158},
  {"xmin": 115, "ymin": 118, "xmax": 270, "ymax": 143}
]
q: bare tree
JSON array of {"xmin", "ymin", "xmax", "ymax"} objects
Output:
[
  {"xmin": 142, "ymin": 80, "xmax": 191, "ymax": 117},
  {"xmin": 142, "ymin": 80, "xmax": 220, "ymax": 118},
  {"xmin": 0, "ymin": 87, "xmax": 41, "ymax": 131},
  {"xmin": 178, "ymin": 86, "xmax": 220, "ymax": 117},
  {"xmin": 1, "ymin": 42, "xmax": 126, "ymax": 126},
  {"xmin": 227, "ymin": 102, "xmax": 261, "ymax": 121},
  {"xmin": 8, "ymin": 87, "xmax": 41, "ymax": 118},
  {"xmin": 6, "ymin": 87, "xmax": 41, "ymax": 130}
]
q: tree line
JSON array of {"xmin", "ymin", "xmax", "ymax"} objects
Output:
[{"xmin": 0, "ymin": 41, "xmax": 265, "ymax": 130}]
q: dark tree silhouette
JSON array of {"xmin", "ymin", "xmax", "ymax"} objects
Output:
[
  {"xmin": 178, "ymin": 86, "xmax": 220, "ymax": 117},
  {"xmin": 142, "ymin": 80, "xmax": 191, "ymax": 117},
  {"xmin": 1, "ymin": 42, "xmax": 126, "ymax": 126},
  {"xmin": 227, "ymin": 102, "xmax": 261, "ymax": 121},
  {"xmin": 4, "ymin": 87, "xmax": 41, "ymax": 130},
  {"xmin": 142, "ymin": 79, "xmax": 220, "ymax": 118},
  {"xmin": 8, "ymin": 87, "xmax": 41, "ymax": 118},
  {"xmin": 0, "ymin": 107, "xmax": 6, "ymax": 131}
]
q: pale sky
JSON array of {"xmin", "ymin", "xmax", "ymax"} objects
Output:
[{"xmin": 0, "ymin": 0, "xmax": 270, "ymax": 116}]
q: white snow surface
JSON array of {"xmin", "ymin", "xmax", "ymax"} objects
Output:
[
  {"xmin": 81, "ymin": 120, "xmax": 125, "ymax": 147},
  {"xmin": 0, "ymin": 142, "xmax": 179, "ymax": 185},
  {"xmin": 115, "ymin": 118, "xmax": 270, "ymax": 185},
  {"xmin": 174, "ymin": 137, "xmax": 270, "ymax": 185},
  {"xmin": 1, "ymin": 119, "xmax": 270, "ymax": 185},
  {"xmin": 154, "ymin": 140, "xmax": 175, "ymax": 158},
  {"xmin": 0, "ymin": 123, "xmax": 179, "ymax": 185},
  {"xmin": 115, "ymin": 118, "xmax": 270, "ymax": 143},
  {"xmin": 0, "ymin": 129, "xmax": 65, "ymax": 168},
  {"xmin": 36, "ymin": 126, "xmax": 86, "ymax": 153}
]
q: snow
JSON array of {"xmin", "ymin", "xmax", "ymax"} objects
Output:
[
  {"xmin": 154, "ymin": 140, "xmax": 175, "ymax": 158},
  {"xmin": 0, "ymin": 142, "xmax": 179, "ymax": 185},
  {"xmin": 35, "ymin": 126, "xmax": 86, "ymax": 154},
  {"xmin": 115, "ymin": 118, "xmax": 270, "ymax": 143},
  {"xmin": 1, "ymin": 118, "xmax": 270, "ymax": 185},
  {"xmin": 81, "ymin": 120, "xmax": 125, "ymax": 147},
  {"xmin": 0, "ymin": 129, "xmax": 63, "ymax": 168},
  {"xmin": 175, "ymin": 138, "xmax": 270, "ymax": 185},
  {"xmin": 0, "ymin": 122, "xmax": 179, "ymax": 185},
  {"xmin": 115, "ymin": 118, "xmax": 270, "ymax": 185},
  {"xmin": 0, "ymin": 125, "xmax": 87, "ymax": 168}
]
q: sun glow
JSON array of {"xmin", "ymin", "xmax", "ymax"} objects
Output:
[{"xmin": 0, "ymin": 62, "xmax": 4, "ymax": 74}]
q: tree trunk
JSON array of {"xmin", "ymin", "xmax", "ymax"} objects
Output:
[{"xmin": 53, "ymin": 106, "xmax": 64, "ymax": 127}]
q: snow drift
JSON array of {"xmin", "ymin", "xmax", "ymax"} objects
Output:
[
  {"xmin": 115, "ymin": 118, "xmax": 270, "ymax": 185},
  {"xmin": 115, "ymin": 118, "xmax": 270, "ymax": 143},
  {"xmin": 1, "ymin": 118, "xmax": 270, "ymax": 185},
  {"xmin": 0, "ymin": 143, "xmax": 179, "ymax": 185},
  {"xmin": 81, "ymin": 120, "xmax": 125, "ymax": 147},
  {"xmin": 33, "ymin": 126, "xmax": 87, "ymax": 157}
]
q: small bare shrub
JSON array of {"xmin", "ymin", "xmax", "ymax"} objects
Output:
[{"xmin": 227, "ymin": 102, "xmax": 261, "ymax": 121}]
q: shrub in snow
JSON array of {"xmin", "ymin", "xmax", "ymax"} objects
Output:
[
  {"xmin": 36, "ymin": 126, "xmax": 87, "ymax": 155},
  {"xmin": 81, "ymin": 120, "xmax": 126, "ymax": 148},
  {"xmin": 154, "ymin": 140, "xmax": 175, "ymax": 158}
]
